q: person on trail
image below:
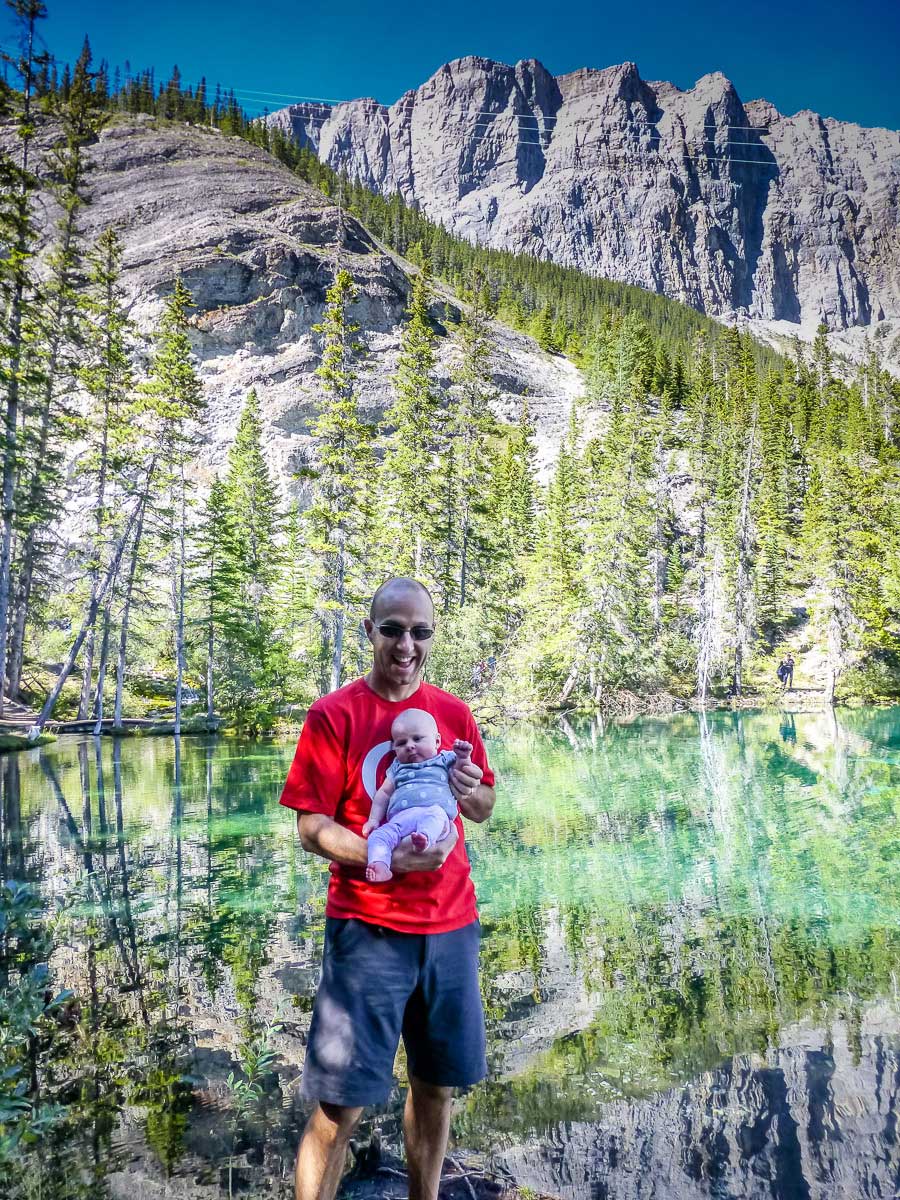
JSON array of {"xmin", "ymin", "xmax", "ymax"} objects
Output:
[
  {"xmin": 780, "ymin": 653, "xmax": 795, "ymax": 692},
  {"xmin": 363, "ymin": 708, "xmax": 473, "ymax": 883},
  {"xmin": 279, "ymin": 577, "xmax": 495, "ymax": 1200}
]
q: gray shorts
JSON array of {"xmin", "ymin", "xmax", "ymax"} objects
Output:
[{"xmin": 300, "ymin": 917, "xmax": 486, "ymax": 1107}]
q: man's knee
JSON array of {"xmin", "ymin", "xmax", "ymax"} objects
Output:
[
  {"xmin": 408, "ymin": 1076, "xmax": 453, "ymax": 1104},
  {"xmin": 316, "ymin": 1102, "xmax": 365, "ymax": 1140}
]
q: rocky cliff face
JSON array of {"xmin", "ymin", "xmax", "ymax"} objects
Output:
[
  {"xmin": 494, "ymin": 1009, "xmax": 900, "ymax": 1200},
  {"xmin": 39, "ymin": 114, "xmax": 582, "ymax": 491},
  {"xmin": 268, "ymin": 57, "xmax": 900, "ymax": 351}
]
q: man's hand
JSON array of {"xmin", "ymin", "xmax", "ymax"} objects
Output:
[
  {"xmin": 392, "ymin": 822, "xmax": 459, "ymax": 873},
  {"xmin": 449, "ymin": 754, "xmax": 495, "ymax": 822},
  {"xmin": 449, "ymin": 754, "xmax": 482, "ymax": 802}
]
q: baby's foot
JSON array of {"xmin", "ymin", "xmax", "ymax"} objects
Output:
[
  {"xmin": 411, "ymin": 831, "xmax": 431, "ymax": 852},
  {"xmin": 366, "ymin": 861, "xmax": 392, "ymax": 882}
]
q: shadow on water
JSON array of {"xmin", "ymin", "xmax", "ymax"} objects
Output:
[{"xmin": 1, "ymin": 707, "xmax": 899, "ymax": 1197}]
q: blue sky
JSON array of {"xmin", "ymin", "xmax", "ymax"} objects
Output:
[{"xmin": 16, "ymin": 0, "xmax": 900, "ymax": 130}]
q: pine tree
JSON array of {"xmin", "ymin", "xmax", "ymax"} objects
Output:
[
  {"xmin": 437, "ymin": 278, "xmax": 499, "ymax": 610},
  {"xmin": 7, "ymin": 42, "xmax": 104, "ymax": 701},
  {"xmin": 193, "ymin": 478, "xmax": 240, "ymax": 721},
  {"xmin": 306, "ymin": 268, "xmax": 374, "ymax": 692},
  {"xmin": 0, "ymin": 0, "xmax": 46, "ymax": 714},
  {"xmin": 140, "ymin": 279, "xmax": 205, "ymax": 732},
  {"xmin": 218, "ymin": 389, "xmax": 282, "ymax": 712},
  {"xmin": 512, "ymin": 404, "xmax": 586, "ymax": 705},
  {"xmin": 271, "ymin": 499, "xmax": 315, "ymax": 702},
  {"xmin": 379, "ymin": 269, "xmax": 441, "ymax": 577},
  {"xmin": 581, "ymin": 368, "xmax": 656, "ymax": 696},
  {"xmin": 753, "ymin": 373, "xmax": 793, "ymax": 630}
]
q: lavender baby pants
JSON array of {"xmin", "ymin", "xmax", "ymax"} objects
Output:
[{"xmin": 367, "ymin": 804, "xmax": 451, "ymax": 869}]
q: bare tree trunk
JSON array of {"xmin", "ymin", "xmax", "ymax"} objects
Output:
[
  {"xmin": 206, "ymin": 617, "xmax": 214, "ymax": 724},
  {"xmin": 7, "ymin": 560, "xmax": 31, "ymax": 700},
  {"xmin": 824, "ymin": 607, "xmax": 841, "ymax": 706},
  {"xmin": 459, "ymin": 514, "xmax": 469, "ymax": 609},
  {"xmin": 329, "ymin": 542, "xmax": 345, "ymax": 693},
  {"xmin": 732, "ymin": 407, "xmax": 758, "ymax": 698},
  {"xmin": 113, "ymin": 493, "xmax": 149, "ymax": 731},
  {"xmin": 0, "ymin": 14, "xmax": 38, "ymax": 720},
  {"xmin": 173, "ymin": 469, "xmax": 187, "ymax": 735},
  {"xmin": 559, "ymin": 662, "xmax": 579, "ymax": 704},
  {"xmin": 696, "ymin": 542, "xmax": 724, "ymax": 706},
  {"xmin": 91, "ymin": 605, "xmax": 113, "ymax": 736},
  {"xmin": 651, "ymin": 427, "xmax": 668, "ymax": 641},
  {"xmin": 29, "ymin": 496, "xmax": 142, "ymax": 738},
  {"xmin": 79, "ymin": 628, "xmax": 96, "ymax": 719}
]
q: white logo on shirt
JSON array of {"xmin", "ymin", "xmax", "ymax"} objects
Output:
[{"xmin": 361, "ymin": 741, "xmax": 394, "ymax": 800}]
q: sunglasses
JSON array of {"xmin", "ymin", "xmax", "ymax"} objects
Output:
[{"xmin": 376, "ymin": 622, "xmax": 435, "ymax": 641}]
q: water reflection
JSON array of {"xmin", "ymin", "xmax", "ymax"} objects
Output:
[
  {"xmin": 492, "ymin": 1010, "xmax": 900, "ymax": 1199},
  {"xmin": 0, "ymin": 708, "xmax": 898, "ymax": 1197}
]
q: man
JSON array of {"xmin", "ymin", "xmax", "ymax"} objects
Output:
[
  {"xmin": 783, "ymin": 653, "xmax": 795, "ymax": 691},
  {"xmin": 781, "ymin": 653, "xmax": 795, "ymax": 692},
  {"xmin": 279, "ymin": 578, "xmax": 495, "ymax": 1200}
]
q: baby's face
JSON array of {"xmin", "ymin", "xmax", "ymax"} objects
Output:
[{"xmin": 392, "ymin": 718, "xmax": 440, "ymax": 764}]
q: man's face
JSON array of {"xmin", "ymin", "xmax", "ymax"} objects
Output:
[{"xmin": 365, "ymin": 586, "xmax": 435, "ymax": 698}]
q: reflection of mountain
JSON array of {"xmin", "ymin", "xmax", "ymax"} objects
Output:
[
  {"xmin": 494, "ymin": 1010, "xmax": 900, "ymax": 1200},
  {"xmin": 9, "ymin": 712, "xmax": 900, "ymax": 1195}
]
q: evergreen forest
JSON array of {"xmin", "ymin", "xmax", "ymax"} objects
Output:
[{"xmin": 2, "ymin": 9, "xmax": 900, "ymax": 739}]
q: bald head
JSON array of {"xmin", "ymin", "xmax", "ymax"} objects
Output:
[{"xmin": 370, "ymin": 577, "xmax": 434, "ymax": 622}]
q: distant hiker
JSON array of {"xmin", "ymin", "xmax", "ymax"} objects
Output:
[{"xmin": 777, "ymin": 654, "xmax": 795, "ymax": 692}]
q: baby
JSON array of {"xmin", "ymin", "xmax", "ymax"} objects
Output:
[{"xmin": 362, "ymin": 708, "xmax": 472, "ymax": 882}]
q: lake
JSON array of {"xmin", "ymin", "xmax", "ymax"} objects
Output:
[{"xmin": 2, "ymin": 705, "xmax": 899, "ymax": 1198}]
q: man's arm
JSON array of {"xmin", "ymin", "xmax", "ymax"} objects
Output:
[
  {"xmin": 297, "ymin": 811, "xmax": 458, "ymax": 871},
  {"xmin": 457, "ymin": 784, "xmax": 495, "ymax": 823},
  {"xmin": 449, "ymin": 754, "xmax": 495, "ymax": 823},
  {"xmin": 298, "ymin": 812, "xmax": 368, "ymax": 867}
]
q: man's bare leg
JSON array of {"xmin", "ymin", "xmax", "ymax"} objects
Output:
[
  {"xmin": 295, "ymin": 1101, "xmax": 363, "ymax": 1200},
  {"xmin": 404, "ymin": 1076, "xmax": 453, "ymax": 1200}
]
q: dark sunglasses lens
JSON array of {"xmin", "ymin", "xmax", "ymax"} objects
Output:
[{"xmin": 377, "ymin": 624, "xmax": 434, "ymax": 641}]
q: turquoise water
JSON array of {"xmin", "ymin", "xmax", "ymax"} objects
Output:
[{"xmin": 2, "ymin": 706, "xmax": 899, "ymax": 1197}]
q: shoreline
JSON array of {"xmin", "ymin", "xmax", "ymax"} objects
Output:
[{"xmin": 2, "ymin": 692, "xmax": 897, "ymax": 753}]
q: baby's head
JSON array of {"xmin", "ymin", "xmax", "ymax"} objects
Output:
[{"xmin": 391, "ymin": 708, "xmax": 440, "ymax": 764}]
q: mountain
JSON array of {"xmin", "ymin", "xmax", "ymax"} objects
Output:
[
  {"xmin": 48, "ymin": 114, "xmax": 581, "ymax": 489},
  {"xmin": 267, "ymin": 56, "xmax": 900, "ymax": 361}
]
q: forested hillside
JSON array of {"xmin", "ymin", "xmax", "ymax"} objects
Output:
[{"xmin": 2, "ymin": 20, "xmax": 899, "ymax": 737}]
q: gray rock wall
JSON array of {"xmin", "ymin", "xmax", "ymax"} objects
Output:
[
  {"xmin": 268, "ymin": 56, "xmax": 900, "ymax": 343},
  {"xmin": 36, "ymin": 115, "xmax": 582, "ymax": 495}
]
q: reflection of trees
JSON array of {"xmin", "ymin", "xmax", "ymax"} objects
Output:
[
  {"xmin": 6, "ymin": 734, "xmax": 324, "ymax": 1194},
  {"xmin": 5, "ymin": 712, "xmax": 899, "ymax": 1193},
  {"xmin": 470, "ymin": 708, "xmax": 900, "ymax": 1125},
  {"xmin": 181, "ymin": 739, "xmax": 283, "ymax": 1037}
]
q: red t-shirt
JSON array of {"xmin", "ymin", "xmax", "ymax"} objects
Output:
[{"xmin": 279, "ymin": 678, "xmax": 495, "ymax": 934}]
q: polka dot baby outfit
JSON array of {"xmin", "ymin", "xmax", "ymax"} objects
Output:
[{"xmin": 386, "ymin": 750, "xmax": 459, "ymax": 821}]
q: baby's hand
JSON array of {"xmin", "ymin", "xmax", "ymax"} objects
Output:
[
  {"xmin": 453, "ymin": 738, "xmax": 474, "ymax": 763},
  {"xmin": 361, "ymin": 819, "xmax": 379, "ymax": 838}
]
